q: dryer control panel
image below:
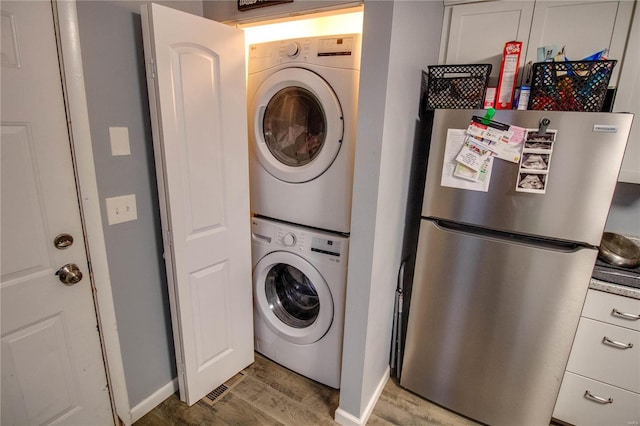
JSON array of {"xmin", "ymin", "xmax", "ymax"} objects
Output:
[{"xmin": 248, "ymin": 34, "xmax": 362, "ymax": 74}]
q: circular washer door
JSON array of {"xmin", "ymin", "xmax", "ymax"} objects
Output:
[
  {"xmin": 254, "ymin": 251, "xmax": 334, "ymax": 344},
  {"xmin": 251, "ymin": 68, "xmax": 344, "ymax": 183}
]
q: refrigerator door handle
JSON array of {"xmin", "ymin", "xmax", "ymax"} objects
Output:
[{"xmin": 430, "ymin": 218, "xmax": 589, "ymax": 252}]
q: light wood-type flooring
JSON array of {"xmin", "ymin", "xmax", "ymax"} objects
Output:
[{"xmin": 134, "ymin": 353, "xmax": 478, "ymax": 425}]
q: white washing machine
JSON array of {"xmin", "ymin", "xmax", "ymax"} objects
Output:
[
  {"xmin": 247, "ymin": 34, "xmax": 361, "ymax": 234},
  {"xmin": 251, "ymin": 216, "xmax": 349, "ymax": 388}
]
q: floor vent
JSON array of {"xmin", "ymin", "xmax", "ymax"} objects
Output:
[{"xmin": 199, "ymin": 371, "xmax": 246, "ymax": 407}]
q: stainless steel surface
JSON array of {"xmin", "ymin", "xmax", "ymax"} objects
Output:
[
  {"xmin": 612, "ymin": 308, "xmax": 640, "ymax": 320},
  {"xmin": 55, "ymin": 263, "xmax": 83, "ymax": 285},
  {"xmin": 53, "ymin": 233, "xmax": 74, "ymax": 249},
  {"xmin": 584, "ymin": 390, "xmax": 613, "ymax": 404},
  {"xmin": 401, "ymin": 220, "xmax": 597, "ymax": 425},
  {"xmin": 422, "ymin": 110, "xmax": 633, "ymax": 247},
  {"xmin": 602, "ymin": 336, "xmax": 634, "ymax": 349},
  {"xmin": 599, "ymin": 232, "xmax": 640, "ymax": 268}
]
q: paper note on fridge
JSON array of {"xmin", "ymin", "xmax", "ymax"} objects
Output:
[
  {"xmin": 455, "ymin": 136, "xmax": 492, "ymax": 171},
  {"xmin": 441, "ymin": 129, "xmax": 493, "ymax": 192},
  {"xmin": 466, "ymin": 116, "xmax": 526, "ymax": 163}
]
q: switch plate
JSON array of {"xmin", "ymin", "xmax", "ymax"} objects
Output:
[
  {"xmin": 109, "ymin": 127, "xmax": 131, "ymax": 156},
  {"xmin": 106, "ymin": 194, "xmax": 137, "ymax": 225}
]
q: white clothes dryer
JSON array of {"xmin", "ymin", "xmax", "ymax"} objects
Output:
[
  {"xmin": 247, "ymin": 34, "xmax": 361, "ymax": 234},
  {"xmin": 251, "ymin": 216, "xmax": 349, "ymax": 389}
]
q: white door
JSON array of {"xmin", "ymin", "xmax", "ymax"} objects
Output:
[
  {"xmin": 140, "ymin": 3, "xmax": 254, "ymax": 406},
  {"xmin": 1, "ymin": 1, "xmax": 113, "ymax": 425}
]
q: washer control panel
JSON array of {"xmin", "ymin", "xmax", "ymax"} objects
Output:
[
  {"xmin": 311, "ymin": 237, "xmax": 341, "ymax": 257},
  {"xmin": 251, "ymin": 217, "xmax": 345, "ymax": 259}
]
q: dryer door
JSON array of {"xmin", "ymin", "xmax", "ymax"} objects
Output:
[
  {"xmin": 253, "ymin": 251, "xmax": 334, "ymax": 344},
  {"xmin": 250, "ymin": 68, "xmax": 344, "ymax": 183}
]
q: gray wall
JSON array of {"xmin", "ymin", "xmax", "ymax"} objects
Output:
[
  {"xmin": 76, "ymin": 0, "xmax": 202, "ymax": 407},
  {"xmin": 606, "ymin": 183, "xmax": 640, "ymax": 237},
  {"xmin": 339, "ymin": 0, "xmax": 443, "ymax": 419}
]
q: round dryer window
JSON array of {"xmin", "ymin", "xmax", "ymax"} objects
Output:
[
  {"xmin": 251, "ymin": 68, "xmax": 344, "ymax": 183},
  {"xmin": 254, "ymin": 251, "xmax": 334, "ymax": 345},
  {"xmin": 263, "ymin": 87, "xmax": 325, "ymax": 168}
]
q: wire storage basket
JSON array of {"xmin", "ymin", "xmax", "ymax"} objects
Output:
[
  {"xmin": 425, "ymin": 64, "xmax": 492, "ymax": 109},
  {"xmin": 528, "ymin": 60, "xmax": 616, "ymax": 112}
]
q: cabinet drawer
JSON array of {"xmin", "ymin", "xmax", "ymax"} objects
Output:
[
  {"xmin": 567, "ymin": 317, "xmax": 640, "ymax": 393},
  {"xmin": 582, "ymin": 289, "xmax": 640, "ymax": 331},
  {"xmin": 553, "ymin": 372, "xmax": 640, "ymax": 426}
]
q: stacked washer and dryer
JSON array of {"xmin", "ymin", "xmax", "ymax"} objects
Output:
[{"xmin": 247, "ymin": 34, "xmax": 361, "ymax": 389}]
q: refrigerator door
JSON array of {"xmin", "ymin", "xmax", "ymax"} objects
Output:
[
  {"xmin": 400, "ymin": 219, "xmax": 597, "ymax": 426},
  {"xmin": 423, "ymin": 110, "xmax": 633, "ymax": 246}
]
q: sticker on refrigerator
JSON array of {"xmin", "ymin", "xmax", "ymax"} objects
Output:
[{"xmin": 515, "ymin": 129, "xmax": 557, "ymax": 194}]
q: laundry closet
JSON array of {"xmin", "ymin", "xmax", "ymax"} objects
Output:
[{"xmin": 64, "ymin": 2, "xmax": 444, "ymax": 424}]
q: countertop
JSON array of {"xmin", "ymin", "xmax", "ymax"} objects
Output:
[{"xmin": 590, "ymin": 277, "xmax": 640, "ymax": 300}]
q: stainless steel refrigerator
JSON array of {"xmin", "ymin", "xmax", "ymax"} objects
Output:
[{"xmin": 398, "ymin": 109, "xmax": 633, "ymax": 425}]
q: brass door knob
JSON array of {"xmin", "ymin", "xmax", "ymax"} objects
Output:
[{"xmin": 55, "ymin": 263, "xmax": 83, "ymax": 285}]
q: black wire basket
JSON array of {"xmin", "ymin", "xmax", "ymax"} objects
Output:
[
  {"xmin": 528, "ymin": 60, "xmax": 616, "ymax": 112},
  {"xmin": 425, "ymin": 64, "xmax": 492, "ymax": 109}
]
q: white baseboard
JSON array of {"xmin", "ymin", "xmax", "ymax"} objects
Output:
[
  {"xmin": 335, "ymin": 367, "xmax": 390, "ymax": 426},
  {"xmin": 129, "ymin": 378, "xmax": 178, "ymax": 424}
]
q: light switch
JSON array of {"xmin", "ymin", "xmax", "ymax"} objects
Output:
[
  {"xmin": 106, "ymin": 194, "xmax": 137, "ymax": 225},
  {"xmin": 109, "ymin": 127, "xmax": 131, "ymax": 156}
]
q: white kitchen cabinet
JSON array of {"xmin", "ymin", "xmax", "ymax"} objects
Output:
[
  {"xmin": 553, "ymin": 289, "xmax": 640, "ymax": 426},
  {"xmin": 612, "ymin": 1, "xmax": 639, "ymax": 184},
  {"xmin": 202, "ymin": 0, "xmax": 362, "ymax": 25},
  {"xmin": 439, "ymin": 0, "xmax": 534, "ymax": 85},
  {"xmin": 554, "ymin": 372, "xmax": 640, "ymax": 426},
  {"xmin": 524, "ymin": 1, "xmax": 634, "ymax": 87},
  {"xmin": 439, "ymin": 0, "xmax": 638, "ymax": 183},
  {"xmin": 440, "ymin": 1, "xmax": 634, "ymax": 84}
]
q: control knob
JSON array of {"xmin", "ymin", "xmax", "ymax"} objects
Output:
[
  {"xmin": 285, "ymin": 42, "xmax": 300, "ymax": 58},
  {"xmin": 282, "ymin": 233, "xmax": 296, "ymax": 247}
]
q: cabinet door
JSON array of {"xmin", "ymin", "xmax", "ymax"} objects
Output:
[
  {"xmin": 566, "ymin": 317, "xmax": 640, "ymax": 393},
  {"xmin": 525, "ymin": 1, "xmax": 634, "ymax": 87},
  {"xmin": 443, "ymin": 1, "xmax": 534, "ymax": 84},
  {"xmin": 554, "ymin": 372, "xmax": 640, "ymax": 426},
  {"xmin": 613, "ymin": 2, "xmax": 639, "ymax": 184}
]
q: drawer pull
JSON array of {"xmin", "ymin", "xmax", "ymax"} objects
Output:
[
  {"xmin": 602, "ymin": 336, "xmax": 634, "ymax": 349},
  {"xmin": 584, "ymin": 390, "xmax": 614, "ymax": 404},
  {"xmin": 612, "ymin": 309, "xmax": 640, "ymax": 321}
]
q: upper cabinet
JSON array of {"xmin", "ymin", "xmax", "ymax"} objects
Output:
[
  {"xmin": 203, "ymin": 0, "xmax": 362, "ymax": 25},
  {"xmin": 612, "ymin": 2, "xmax": 639, "ymax": 184},
  {"xmin": 439, "ymin": 1, "xmax": 534, "ymax": 85},
  {"xmin": 524, "ymin": 1, "xmax": 634, "ymax": 87},
  {"xmin": 439, "ymin": 0, "xmax": 638, "ymax": 183}
]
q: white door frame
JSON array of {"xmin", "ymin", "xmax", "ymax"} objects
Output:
[{"xmin": 54, "ymin": 1, "xmax": 131, "ymax": 424}]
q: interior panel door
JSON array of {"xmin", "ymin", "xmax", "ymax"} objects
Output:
[
  {"xmin": 140, "ymin": 3, "xmax": 254, "ymax": 405},
  {"xmin": 1, "ymin": 1, "xmax": 112, "ymax": 424}
]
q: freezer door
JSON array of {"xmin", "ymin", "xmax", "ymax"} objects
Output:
[
  {"xmin": 400, "ymin": 219, "xmax": 597, "ymax": 426},
  {"xmin": 423, "ymin": 110, "xmax": 633, "ymax": 246}
]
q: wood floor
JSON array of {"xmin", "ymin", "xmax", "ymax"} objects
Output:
[{"xmin": 134, "ymin": 353, "xmax": 478, "ymax": 426}]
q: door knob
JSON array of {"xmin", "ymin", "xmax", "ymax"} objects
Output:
[{"xmin": 55, "ymin": 263, "xmax": 83, "ymax": 285}]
